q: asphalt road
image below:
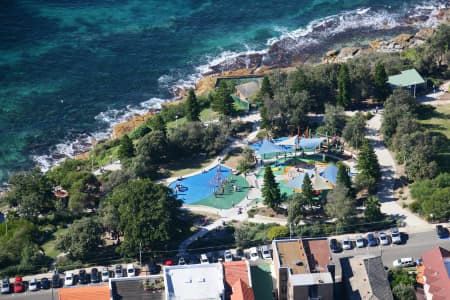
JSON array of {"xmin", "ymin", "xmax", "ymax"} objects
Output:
[
  {"xmin": 0, "ymin": 289, "xmax": 58, "ymax": 300},
  {"xmin": 331, "ymin": 230, "xmax": 450, "ymax": 281}
]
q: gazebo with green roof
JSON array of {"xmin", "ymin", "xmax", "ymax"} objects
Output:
[{"xmin": 387, "ymin": 68, "xmax": 425, "ymax": 98}]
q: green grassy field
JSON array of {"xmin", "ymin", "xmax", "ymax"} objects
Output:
[{"xmin": 42, "ymin": 227, "xmax": 68, "ymax": 259}]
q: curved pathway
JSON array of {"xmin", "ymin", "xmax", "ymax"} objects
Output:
[{"xmin": 365, "ymin": 112, "xmax": 432, "ymax": 233}]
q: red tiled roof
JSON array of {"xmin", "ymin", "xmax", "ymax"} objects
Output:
[
  {"xmin": 231, "ymin": 279, "xmax": 255, "ymax": 300},
  {"xmin": 59, "ymin": 285, "xmax": 109, "ymax": 300},
  {"xmin": 422, "ymin": 247, "xmax": 450, "ymax": 300}
]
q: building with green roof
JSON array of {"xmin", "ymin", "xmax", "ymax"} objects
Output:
[{"xmin": 387, "ymin": 68, "xmax": 425, "ymax": 97}]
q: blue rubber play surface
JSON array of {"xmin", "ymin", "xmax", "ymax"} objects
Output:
[{"xmin": 169, "ymin": 165, "xmax": 231, "ymax": 204}]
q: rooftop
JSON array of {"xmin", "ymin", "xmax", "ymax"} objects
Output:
[
  {"xmin": 164, "ymin": 263, "xmax": 224, "ymax": 300},
  {"xmin": 303, "ymin": 238, "xmax": 333, "ymax": 272},
  {"xmin": 421, "ymin": 247, "xmax": 450, "ymax": 299},
  {"xmin": 223, "ymin": 261, "xmax": 254, "ymax": 300},
  {"xmin": 236, "ymin": 80, "xmax": 260, "ymax": 99},
  {"xmin": 387, "ymin": 68, "xmax": 425, "ymax": 87},
  {"xmin": 59, "ymin": 285, "xmax": 110, "ymax": 300},
  {"xmin": 275, "ymin": 239, "xmax": 309, "ymax": 274}
]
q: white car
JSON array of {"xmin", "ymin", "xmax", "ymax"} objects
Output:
[
  {"xmin": 393, "ymin": 257, "xmax": 415, "ymax": 268},
  {"xmin": 249, "ymin": 247, "xmax": 259, "ymax": 261},
  {"xmin": 101, "ymin": 267, "xmax": 110, "ymax": 282},
  {"xmin": 261, "ymin": 245, "xmax": 271, "ymax": 260},
  {"xmin": 379, "ymin": 232, "xmax": 389, "ymax": 246},
  {"xmin": 342, "ymin": 237, "xmax": 352, "ymax": 250},
  {"xmin": 200, "ymin": 254, "xmax": 210, "ymax": 264},
  {"xmin": 126, "ymin": 264, "xmax": 135, "ymax": 277},
  {"xmin": 1, "ymin": 277, "xmax": 10, "ymax": 294},
  {"xmin": 356, "ymin": 236, "xmax": 365, "ymax": 248},
  {"xmin": 29, "ymin": 278, "xmax": 38, "ymax": 292},
  {"xmin": 391, "ymin": 227, "xmax": 402, "ymax": 244},
  {"xmin": 114, "ymin": 265, "xmax": 123, "ymax": 278},
  {"xmin": 224, "ymin": 250, "xmax": 233, "ymax": 262},
  {"xmin": 64, "ymin": 272, "xmax": 74, "ymax": 286}
]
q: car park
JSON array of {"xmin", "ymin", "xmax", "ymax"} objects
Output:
[
  {"xmin": 261, "ymin": 245, "xmax": 271, "ymax": 260},
  {"xmin": 379, "ymin": 232, "xmax": 389, "ymax": 246},
  {"xmin": 64, "ymin": 272, "xmax": 74, "ymax": 286},
  {"xmin": 249, "ymin": 247, "xmax": 259, "ymax": 261},
  {"xmin": 41, "ymin": 278, "xmax": 50, "ymax": 290},
  {"xmin": 29, "ymin": 278, "xmax": 39, "ymax": 291},
  {"xmin": 356, "ymin": 236, "xmax": 365, "ymax": 248},
  {"xmin": 91, "ymin": 268, "xmax": 100, "ymax": 283},
  {"xmin": 79, "ymin": 269, "xmax": 89, "ymax": 284},
  {"xmin": 367, "ymin": 233, "xmax": 378, "ymax": 247},
  {"xmin": 436, "ymin": 225, "xmax": 447, "ymax": 239},
  {"xmin": 391, "ymin": 227, "xmax": 402, "ymax": 244},
  {"xmin": 224, "ymin": 250, "xmax": 233, "ymax": 262},
  {"xmin": 102, "ymin": 267, "xmax": 110, "ymax": 281},
  {"xmin": 52, "ymin": 273, "xmax": 61, "ymax": 288},
  {"xmin": 201, "ymin": 254, "xmax": 210, "ymax": 264},
  {"xmin": 342, "ymin": 237, "xmax": 352, "ymax": 250},
  {"xmin": 393, "ymin": 257, "xmax": 415, "ymax": 268},
  {"xmin": 329, "ymin": 238, "xmax": 341, "ymax": 253},
  {"xmin": 127, "ymin": 264, "xmax": 135, "ymax": 277},
  {"xmin": 13, "ymin": 277, "xmax": 24, "ymax": 293},
  {"xmin": 1, "ymin": 277, "xmax": 9, "ymax": 294},
  {"xmin": 115, "ymin": 265, "xmax": 123, "ymax": 278}
]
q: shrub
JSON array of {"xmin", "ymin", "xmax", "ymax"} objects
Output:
[
  {"xmin": 247, "ymin": 209, "xmax": 257, "ymax": 218},
  {"xmin": 409, "ymin": 201, "xmax": 421, "ymax": 213},
  {"xmin": 267, "ymin": 226, "xmax": 289, "ymax": 240}
]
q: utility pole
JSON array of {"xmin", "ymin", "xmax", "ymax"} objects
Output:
[{"xmin": 139, "ymin": 242, "xmax": 142, "ymax": 266}]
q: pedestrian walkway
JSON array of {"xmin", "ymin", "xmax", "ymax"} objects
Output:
[{"xmin": 365, "ymin": 112, "xmax": 432, "ymax": 233}]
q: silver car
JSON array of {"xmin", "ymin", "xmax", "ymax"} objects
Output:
[
  {"xmin": 29, "ymin": 278, "xmax": 38, "ymax": 292},
  {"xmin": 391, "ymin": 227, "xmax": 402, "ymax": 244},
  {"xmin": 379, "ymin": 232, "xmax": 389, "ymax": 246},
  {"xmin": 342, "ymin": 237, "xmax": 352, "ymax": 250},
  {"xmin": 356, "ymin": 236, "xmax": 365, "ymax": 248}
]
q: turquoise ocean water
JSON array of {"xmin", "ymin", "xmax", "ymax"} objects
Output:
[{"xmin": 0, "ymin": 0, "xmax": 447, "ymax": 182}]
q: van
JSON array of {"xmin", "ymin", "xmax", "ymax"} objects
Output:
[
  {"xmin": 64, "ymin": 272, "xmax": 74, "ymax": 287},
  {"xmin": 392, "ymin": 257, "xmax": 415, "ymax": 268},
  {"xmin": 126, "ymin": 264, "xmax": 135, "ymax": 277}
]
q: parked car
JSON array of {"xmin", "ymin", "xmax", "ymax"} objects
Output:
[
  {"xmin": 379, "ymin": 232, "xmax": 389, "ymax": 246},
  {"xmin": 342, "ymin": 237, "xmax": 352, "ymax": 250},
  {"xmin": 115, "ymin": 265, "xmax": 123, "ymax": 278},
  {"xmin": 393, "ymin": 257, "xmax": 415, "ymax": 268},
  {"xmin": 367, "ymin": 233, "xmax": 378, "ymax": 247},
  {"xmin": 356, "ymin": 236, "xmax": 365, "ymax": 248},
  {"xmin": 436, "ymin": 225, "xmax": 447, "ymax": 239},
  {"xmin": 101, "ymin": 267, "xmax": 110, "ymax": 282},
  {"xmin": 91, "ymin": 268, "xmax": 100, "ymax": 283},
  {"xmin": 178, "ymin": 257, "xmax": 186, "ymax": 265},
  {"xmin": 224, "ymin": 250, "xmax": 233, "ymax": 262},
  {"xmin": 261, "ymin": 245, "xmax": 272, "ymax": 260},
  {"xmin": 52, "ymin": 273, "xmax": 61, "ymax": 288},
  {"xmin": 249, "ymin": 247, "xmax": 259, "ymax": 261},
  {"xmin": 329, "ymin": 238, "xmax": 341, "ymax": 253},
  {"xmin": 126, "ymin": 264, "xmax": 135, "ymax": 277},
  {"xmin": 40, "ymin": 278, "xmax": 50, "ymax": 290},
  {"xmin": 64, "ymin": 272, "xmax": 74, "ymax": 286},
  {"xmin": 29, "ymin": 278, "xmax": 39, "ymax": 291},
  {"xmin": 1, "ymin": 277, "xmax": 10, "ymax": 294},
  {"xmin": 391, "ymin": 227, "xmax": 402, "ymax": 244},
  {"xmin": 148, "ymin": 261, "xmax": 161, "ymax": 275},
  {"xmin": 163, "ymin": 259, "xmax": 174, "ymax": 266},
  {"xmin": 79, "ymin": 269, "xmax": 88, "ymax": 284},
  {"xmin": 13, "ymin": 277, "xmax": 24, "ymax": 293},
  {"xmin": 200, "ymin": 254, "xmax": 210, "ymax": 264}
]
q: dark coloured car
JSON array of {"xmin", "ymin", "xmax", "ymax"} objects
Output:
[
  {"xmin": 329, "ymin": 238, "xmax": 341, "ymax": 253},
  {"xmin": 40, "ymin": 278, "xmax": 50, "ymax": 290},
  {"xmin": 52, "ymin": 273, "xmax": 60, "ymax": 288},
  {"xmin": 436, "ymin": 225, "xmax": 447, "ymax": 238},
  {"xmin": 79, "ymin": 269, "xmax": 88, "ymax": 284},
  {"xmin": 91, "ymin": 268, "xmax": 100, "ymax": 283},
  {"xmin": 148, "ymin": 261, "xmax": 161, "ymax": 275},
  {"xmin": 367, "ymin": 233, "xmax": 378, "ymax": 247}
]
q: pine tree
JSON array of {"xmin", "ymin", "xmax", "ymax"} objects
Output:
[
  {"xmin": 373, "ymin": 63, "xmax": 390, "ymax": 102},
  {"xmin": 118, "ymin": 135, "xmax": 134, "ymax": 160},
  {"xmin": 259, "ymin": 76, "xmax": 274, "ymax": 98},
  {"xmin": 262, "ymin": 166, "xmax": 281, "ymax": 210},
  {"xmin": 356, "ymin": 139, "xmax": 381, "ymax": 193},
  {"xmin": 364, "ymin": 196, "xmax": 383, "ymax": 221},
  {"xmin": 302, "ymin": 173, "xmax": 314, "ymax": 208},
  {"xmin": 337, "ymin": 164, "xmax": 353, "ymax": 197},
  {"xmin": 337, "ymin": 63, "xmax": 351, "ymax": 108},
  {"xmin": 185, "ymin": 89, "xmax": 200, "ymax": 122},
  {"xmin": 212, "ymin": 81, "xmax": 235, "ymax": 116}
]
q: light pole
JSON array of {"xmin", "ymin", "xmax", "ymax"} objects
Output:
[{"xmin": 175, "ymin": 115, "xmax": 179, "ymax": 129}]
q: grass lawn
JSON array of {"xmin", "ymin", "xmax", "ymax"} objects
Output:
[
  {"xmin": 419, "ymin": 104, "xmax": 450, "ymax": 171},
  {"xmin": 166, "ymin": 108, "xmax": 219, "ymax": 130},
  {"xmin": 166, "ymin": 156, "xmax": 216, "ymax": 178},
  {"xmin": 42, "ymin": 227, "xmax": 68, "ymax": 259}
]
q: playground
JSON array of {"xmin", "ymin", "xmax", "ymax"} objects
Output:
[{"xmin": 169, "ymin": 164, "xmax": 250, "ymax": 209}]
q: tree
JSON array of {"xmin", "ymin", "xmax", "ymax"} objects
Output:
[
  {"xmin": 118, "ymin": 135, "xmax": 134, "ymax": 160},
  {"xmin": 428, "ymin": 24, "xmax": 450, "ymax": 67},
  {"xmin": 259, "ymin": 75, "xmax": 273, "ymax": 99},
  {"xmin": 342, "ymin": 112, "xmax": 366, "ymax": 149},
  {"xmin": 373, "ymin": 63, "xmax": 390, "ymax": 102},
  {"xmin": 99, "ymin": 200, "xmax": 120, "ymax": 236},
  {"xmin": 288, "ymin": 194, "xmax": 307, "ymax": 226},
  {"xmin": 262, "ymin": 166, "xmax": 281, "ymax": 210},
  {"xmin": 355, "ymin": 139, "xmax": 380, "ymax": 193},
  {"xmin": 364, "ymin": 196, "xmax": 383, "ymax": 221},
  {"xmin": 267, "ymin": 226, "xmax": 289, "ymax": 240},
  {"xmin": 337, "ymin": 164, "xmax": 353, "ymax": 196},
  {"xmin": 56, "ymin": 217, "xmax": 104, "ymax": 261},
  {"xmin": 237, "ymin": 147, "xmax": 255, "ymax": 173},
  {"xmin": 323, "ymin": 104, "xmax": 345, "ymax": 136},
  {"xmin": 302, "ymin": 173, "xmax": 314, "ymax": 208},
  {"xmin": 392, "ymin": 283, "xmax": 416, "ymax": 300},
  {"xmin": 147, "ymin": 114, "xmax": 167, "ymax": 136},
  {"xmin": 337, "ymin": 63, "xmax": 351, "ymax": 108},
  {"xmin": 211, "ymin": 80, "xmax": 235, "ymax": 116},
  {"xmin": 421, "ymin": 188, "xmax": 450, "ymax": 221},
  {"xmin": 185, "ymin": 89, "xmax": 200, "ymax": 122},
  {"xmin": 325, "ymin": 184, "xmax": 355, "ymax": 225},
  {"xmin": 131, "ymin": 130, "xmax": 167, "ymax": 178},
  {"xmin": 109, "ymin": 179, "xmax": 182, "ymax": 257}
]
